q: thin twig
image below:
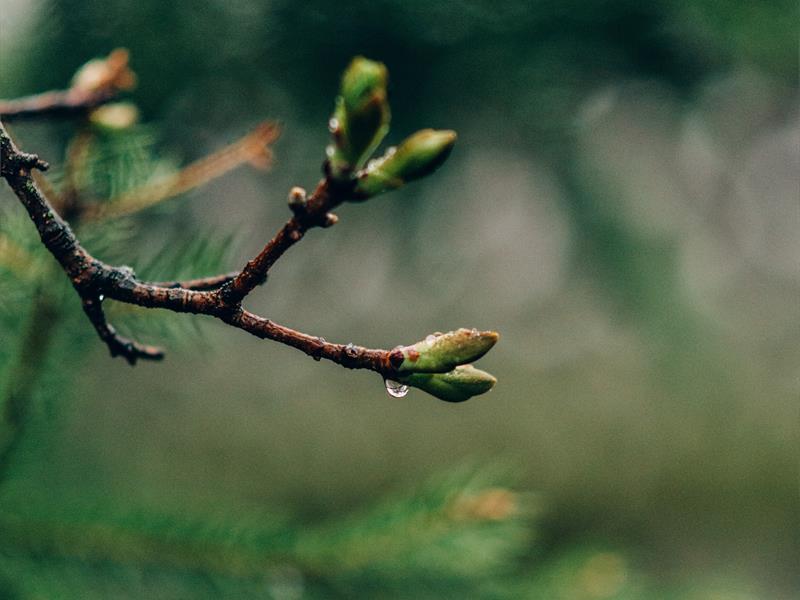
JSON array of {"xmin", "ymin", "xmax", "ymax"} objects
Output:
[
  {"xmin": 218, "ymin": 177, "xmax": 344, "ymax": 305},
  {"xmin": 81, "ymin": 296, "xmax": 165, "ymax": 364},
  {"xmin": 0, "ymin": 89, "xmax": 119, "ymax": 121},
  {"xmin": 0, "ymin": 49, "xmax": 135, "ymax": 121},
  {"xmin": 82, "ymin": 121, "xmax": 280, "ymax": 221}
]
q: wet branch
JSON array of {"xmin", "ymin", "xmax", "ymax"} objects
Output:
[
  {"xmin": 0, "ymin": 119, "xmax": 401, "ymax": 374},
  {"xmin": 81, "ymin": 296, "xmax": 165, "ymax": 364}
]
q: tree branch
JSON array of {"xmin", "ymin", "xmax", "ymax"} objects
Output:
[
  {"xmin": 0, "ymin": 49, "xmax": 135, "ymax": 121},
  {"xmin": 0, "ymin": 119, "xmax": 402, "ymax": 377},
  {"xmin": 218, "ymin": 178, "xmax": 343, "ymax": 305},
  {"xmin": 81, "ymin": 296, "xmax": 165, "ymax": 364},
  {"xmin": 1, "ymin": 53, "xmax": 499, "ymax": 406},
  {"xmin": 0, "ymin": 89, "xmax": 118, "ymax": 121}
]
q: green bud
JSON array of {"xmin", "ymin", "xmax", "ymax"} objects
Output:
[
  {"xmin": 328, "ymin": 57, "xmax": 390, "ymax": 178},
  {"xmin": 399, "ymin": 365, "xmax": 497, "ymax": 403},
  {"xmin": 354, "ymin": 129, "xmax": 456, "ymax": 198},
  {"xmin": 396, "ymin": 328, "xmax": 498, "ymax": 373}
]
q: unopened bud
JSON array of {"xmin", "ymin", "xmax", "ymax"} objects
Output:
[
  {"xmin": 287, "ymin": 186, "xmax": 307, "ymax": 211},
  {"xmin": 328, "ymin": 57, "xmax": 390, "ymax": 178},
  {"xmin": 399, "ymin": 365, "xmax": 497, "ymax": 403},
  {"xmin": 397, "ymin": 328, "xmax": 498, "ymax": 373},
  {"xmin": 355, "ymin": 129, "xmax": 456, "ymax": 197}
]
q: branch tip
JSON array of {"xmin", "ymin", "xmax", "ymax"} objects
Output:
[
  {"xmin": 0, "ymin": 48, "xmax": 136, "ymax": 121},
  {"xmin": 81, "ymin": 296, "xmax": 164, "ymax": 365}
]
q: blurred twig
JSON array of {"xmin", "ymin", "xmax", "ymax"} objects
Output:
[
  {"xmin": 0, "ymin": 49, "xmax": 135, "ymax": 121},
  {"xmin": 82, "ymin": 121, "xmax": 280, "ymax": 221}
]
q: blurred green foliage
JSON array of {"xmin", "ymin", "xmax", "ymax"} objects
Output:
[{"xmin": 0, "ymin": 0, "xmax": 797, "ymax": 597}]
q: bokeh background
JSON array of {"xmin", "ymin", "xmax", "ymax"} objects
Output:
[{"xmin": 1, "ymin": 0, "xmax": 798, "ymax": 598}]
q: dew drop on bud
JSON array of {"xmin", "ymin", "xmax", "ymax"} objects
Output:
[
  {"xmin": 425, "ymin": 334, "xmax": 437, "ymax": 345},
  {"xmin": 328, "ymin": 117, "xmax": 339, "ymax": 132},
  {"xmin": 384, "ymin": 379, "xmax": 409, "ymax": 398},
  {"xmin": 98, "ymin": 294, "xmax": 105, "ymax": 302}
]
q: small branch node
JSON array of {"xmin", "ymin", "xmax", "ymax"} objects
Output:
[
  {"xmin": 322, "ymin": 212, "xmax": 339, "ymax": 228},
  {"xmin": 287, "ymin": 186, "xmax": 308, "ymax": 217},
  {"xmin": 81, "ymin": 295, "xmax": 164, "ymax": 365}
]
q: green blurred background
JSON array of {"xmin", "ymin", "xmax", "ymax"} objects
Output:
[{"xmin": 1, "ymin": 0, "xmax": 798, "ymax": 597}]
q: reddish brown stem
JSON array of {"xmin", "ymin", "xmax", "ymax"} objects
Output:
[
  {"xmin": 218, "ymin": 178, "xmax": 344, "ymax": 305},
  {"xmin": 81, "ymin": 296, "xmax": 165, "ymax": 364}
]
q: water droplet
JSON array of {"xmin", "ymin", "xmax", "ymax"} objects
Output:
[
  {"xmin": 385, "ymin": 146, "xmax": 397, "ymax": 157},
  {"xmin": 384, "ymin": 379, "xmax": 409, "ymax": 398},
  {"xmin": 98, "ymin": 294, "xmax": 105, "ymax": 302},
  {"xmin": 365, "ymin": 156, "xmax": 386, "ymax": 173},
  {"xmin": 328, "ymin": 117, "xmax": 339, "ymax": 132},
  {"xmin": 325, "ymin": 145, "xmax": 335, "ymax": 158},
  {"xmin": 425, "ymin": 334, "xmax": 437, "ymax": 345}
]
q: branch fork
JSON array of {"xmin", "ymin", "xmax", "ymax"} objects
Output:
[{"xmin": 0, "ymin": 53, "xmax": 498, "ymax": 401}]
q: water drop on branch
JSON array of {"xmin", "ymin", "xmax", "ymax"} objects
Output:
[{"xmin": 384, "ymin": 379, "xmax": 409, "ymax": 398}]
